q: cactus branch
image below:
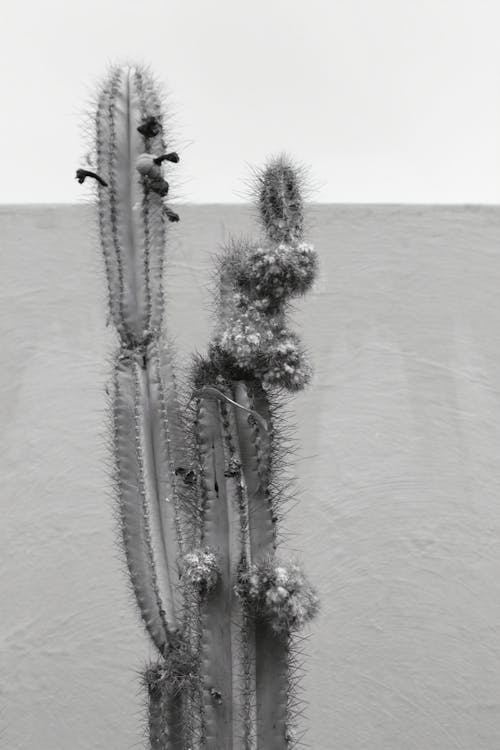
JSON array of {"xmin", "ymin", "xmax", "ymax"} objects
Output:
[
  {"xmin": 112, "ymin": 354, "xmax": 170, "ymax": 652},
  {"xmin": 196, "ymin": 395, "xmax": 238, "ymax": 747}
]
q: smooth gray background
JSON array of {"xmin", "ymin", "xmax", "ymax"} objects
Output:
[{"xmin": 2, "ymin": 203, "xmax": 500, "ymax": 749}]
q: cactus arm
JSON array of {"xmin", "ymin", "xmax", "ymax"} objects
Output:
[
  {"xmin": 195, "ymin": 395, "xmax": 237, "ymax": 748},
  {"xmin": 219, "ymin": 399, "xmax": 257, "ymax": 750},
  {"xmin": 151, "ymin": 336, "xmax": 195, "ymax": 553},
  {"xmin": 95, "ymin": 64, "xmax": 168, "ymax": 341},
  {"xmin": 112, "ymin": 354, "xmax": 170, "ymax": 652},
  {"xmin": 140, "ymin": 353, "xmax": 182, "ymax": 632},
  {"xmin": 224, "ymin": 419, "xmax": 249, "ymax": 750},
  {"xmin": 232, "ymin": 382, "xmax": 275, "ymax": 559},
  {"xmin": 114, "ymin": 69, "xmax": 143, "ymax": 333},
  {"xmin": 94, "ymin": 62, "xmax": 186, "ymax": 643},
  {"xmin": 90, "ymin": 62, "xmax": 192, "ymax": 747},
  {"xmin": 98, "ymin": 67, "xmax": 145, "ymax": 339},
  {"xmin": 95, "ymin": 67, "xmax": 122, "ymax": 328},
  {"xmin": 232, "ymin": 382, "xmax": 289, "ymax": 749},
  {"xmin": 245, "ymin": 382, "xmax": 291, "ymax": 748}
]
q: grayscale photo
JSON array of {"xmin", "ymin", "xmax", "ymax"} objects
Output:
[{"xmin": 1, "ymin": 2, "xmax": 500, "ymax": 749}]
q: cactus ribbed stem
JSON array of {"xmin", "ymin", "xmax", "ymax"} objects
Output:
[
  {"xmin": 95, "ymin": 65, "xmax": 168, "ymax": 341},
  {"xmin": 233, "ymin": 383, "xmax": 275, "ymax": 560},
  {"xmin": 91, "ymin": 62, "xmax": 192, "ymax": 745},
  {"xmin": 232, "ymin": 383, "xmax": 289, "ymax": 749},
  {"xmin": 151, "ymin": 336, "xmax": 194, "ymax": 554},
  {"xmin": 219, "ymin": 399, "xmax": 254, "ymax": 748},
  {"xmin": 196, "ymin": 395, "xmax": 237, "ymax": 748},
  {"xmin": 113, "ymin": 354, "xmax": 169, "ymax": 652},
  {"xmin": 138, "ymin": 351, "xmax": 182, "ymax": 631}
]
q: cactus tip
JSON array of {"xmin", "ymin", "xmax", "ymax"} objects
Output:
[{"xmin": 256, "ymin": 153, "xmax": 306, "ymax": 244}]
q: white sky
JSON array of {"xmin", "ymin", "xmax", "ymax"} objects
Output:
[{"xmin": 2, "ymin": 0, "xmax": 500, "ymax": 203}]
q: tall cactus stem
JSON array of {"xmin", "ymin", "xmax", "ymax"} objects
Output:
[
  {"xmin": 95, "ymin": 65, "xmax": 169, "ymax": 343},
  {"xmin": 196, "ymin": 395, "xmax": 237, "ymax": 747},
  {"xmin": 219, "ymin": 399, "xmax": 257, "ymax": 749},
  {"xmin": 138, "ymin": 348, "xmax": 183, "ymax": 631},
  {"xmin": 232, "ymin": 383, "xmax": 290, "ymax": 748},
  {"xmin": 151, "ymin": 335, "xmax": 198, "ymax": 553},
  {"xmin": 232, "ymin": 382, "xmax": 275, "ymax": 559},
  {"xmin": 148, "ymin": 340, "xmax": 186, "ymax": 559},
  {"xmin": 112, "ymin": 354, "xmax": 169, "ymax": 652}
]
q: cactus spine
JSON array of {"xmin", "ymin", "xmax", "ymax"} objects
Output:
[{"xmin": 83, "ymin": 62, "xmax": 319, "ymax": 750}]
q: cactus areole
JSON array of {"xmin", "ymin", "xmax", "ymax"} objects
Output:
[{"xmin": 80, "ymin": 62, "xmax": 320, "ymax": 750}]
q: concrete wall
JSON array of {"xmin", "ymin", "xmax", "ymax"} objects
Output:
[{"xmin": 2, "ymin": 203, "xmax": 500, "ymax": 749}]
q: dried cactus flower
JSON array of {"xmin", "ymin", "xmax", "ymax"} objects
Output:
[
  {"xmin": 236, "ymin": 556, "xmax": 320, "ymax": 635},
  {"xmin": 180, "ymin": 548, "xmax": 220, "ymax": 595}
]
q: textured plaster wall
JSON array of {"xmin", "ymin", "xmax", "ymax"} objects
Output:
[{"xmin": 1, "ymin": 203, "xmax": 500, "ymax": 749}]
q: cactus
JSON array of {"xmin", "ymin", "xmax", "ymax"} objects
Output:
[{"xmin": 79, "ymin": 61, "xmax": 319, "ymax": 750}]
